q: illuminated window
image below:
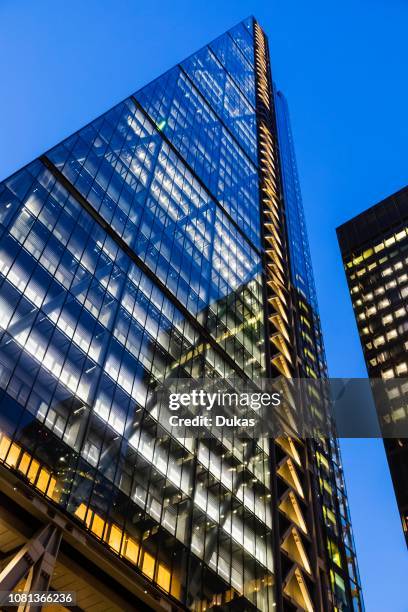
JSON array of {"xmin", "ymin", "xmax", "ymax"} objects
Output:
[
  {"xmin": 387, "ymin": 387, "xmax": 400, "ymax": 400},
  {"xmin": 74, "ymin": 503, "xmax": 87, "ymax": 521},
  {"xmin": 5, "ymin": 443, "xmax": 21, "ymax": 468},
  {"xmin": 373, "ymin": 336, "xmax": 385, "ymax": 348},
  {"xmin": 382, "ymin": 368, "xmax": 394, "ymax": 380},
  {"xmin": 157, "ymin": 564, "xmax": 171, "ymax": 592},
  {"xmin": 91, "ymin": 513, "xmax": 105, "ymax": 539},
  {"xmin": 323, "ymin": 506, "xmax": 336, "ymax": 527},
  {"xmin": 36, "ymin": 468, "xmax": 50, "ymax": 493},
  {"xmin": 378, "ymin": 298, "xmax": 391, "ymax": 310},
  {"xmin": 47, "ymin": 476, "xmax": 57, "ymax": 499},
  {"xmin": 377, "ymin": 352, "xmax": 388, "ymax": 364},
  {"xmin": 382, "ymin": 314, "xmax": 393, "ymax": 325},
  {"xmin": 142, "ymin": 551, "xmax": 156, "ymax": 579},
  {"xmin": 316, "ymin": 452, "xmax": 329, "ymax": 471},
  {"xmin": 319, "ymin": 477, "xmax": 333, "ymax": 495},
  {"xmin": 108, "ymin": 524, "xmax": 123, "ymax": 553},
  {"xmin": 330, "ymin": 570, "xmax": 347, "ymax": 603},
  {"xmin": 328, "ymin": 539, "xmax": 342, "ymax": 568},
  {"xmin": 123, "ymin": 536, "xmax": 139, "ymax": 565},
  {"xmin": 18, "ymin": 452, "xmax": 35, "ymax": 479},
  {"xmin": 396, "ymin": 362, "xmax": 408, "ymax": 375},
  {"xmin": 392, "ymin": 407, "xmax": 406, "ymax": 421},
  {"xmin": 75, "ymin": 503, "xmax": 92, "ymax": 528}
]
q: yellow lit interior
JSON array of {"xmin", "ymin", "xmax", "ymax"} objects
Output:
[{"xmin": 142, "ymin": 552, "xmax": 155, "ymax": 580}]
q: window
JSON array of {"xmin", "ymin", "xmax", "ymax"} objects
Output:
[
  {"xmin": 382, "ymin": 314, "xmax": 393, "ymax": 325},
  {"xmin": 108, "ymin": 524, "xmax": 122, "ymax": 553},
  {"xmin": 157, "ymin": 564, "xmax": 171, "ymax": 592},
  {"xmin": 328, "ymin": 539, "xmax": 342, "ymax": 568},
  {"xmin": 378, "ymin": 298, "xmax": 390, "ymax": 310},
  {"xmin": 5, "ymin": 442, "xmax": 20, "ymax": 468},
  {"xmin": 142, "ymin": 552, "xmax": 155, "ymax": 579},
  {"xmin": 396, "ymin": 362, "xmax": 408, "ymax": 375},
  {"xmin": 123, "ymin": 536, "xmax": 139, "ymax": 564},
  {"xmin": 382, "ymin": 368, "xmax": 394, "ymax": 380}
]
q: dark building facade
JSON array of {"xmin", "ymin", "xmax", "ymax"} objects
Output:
[
  {"xmin": 338, "ymin": 187, "xmax": 408, "ymax": 548},
  {"xmin": 0, "ymin": 17, "xmax": 363, "ymax": 611}
]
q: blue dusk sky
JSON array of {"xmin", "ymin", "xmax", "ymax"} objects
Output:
[{"xmin": 0, "ymin": 0, "xmax": 407, "ymax": 609}]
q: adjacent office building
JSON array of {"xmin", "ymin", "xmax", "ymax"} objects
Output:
[
  {"xmin": 0, "ymin": 17, "xmax": 363, "ymax": 611},
  {"xmin": 338, "ymin": 187, "xmax": 408, "ymax": 547}
]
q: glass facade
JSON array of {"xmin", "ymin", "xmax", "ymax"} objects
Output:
[
  {"xmin": 0, "ymin": 16, "xmax": 362, "ymax": 611},
  {"xmin": 276, "ymin": 91, "xmax": 363, "ymax": 611},
  {"xmin": 338, "ymin": 187, "xmax": 408, "ymax": 547}
]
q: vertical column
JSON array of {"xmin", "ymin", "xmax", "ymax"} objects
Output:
[{"xmin": 253, "ymin": 19, "xmax": 324, "ymax": 612}]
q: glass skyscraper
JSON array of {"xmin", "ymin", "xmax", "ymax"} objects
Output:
[
  {"xmin": 0, "ymin": 17, "xmax": 362, "ymax": 611},
  {"xmin": 338, "ymin": 186, "xmax": 408, "ymax": 548}
]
